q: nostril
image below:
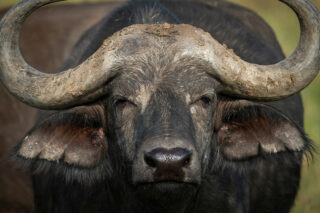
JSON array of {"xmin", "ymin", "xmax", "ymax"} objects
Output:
[
  {"xmin": 144, "ymin": 148, "xmax": 192, "ymax": 168},
  {"xmin": 144, "ymin": 154, "xmax": 157, "ymax": 168}
]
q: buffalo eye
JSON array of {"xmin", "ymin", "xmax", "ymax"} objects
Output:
[
  {"xmin": 114, "ymin": 98, "xmax": 130, "ymax": 108},
  {"xmin": 189, "ymin": 95, "xmax": 215, "ymax": 116},
  {"xmin": 192, "ymin": 95, "xmax": 213, "ymax": 109},
  {"xmin": 197, "ymin": 96, "xmax": 212, "ymax": 108},
  {"xmin": 113, "ymin": 97, "xmax": 137, "ymax": 118},
  {"xmin": 114, "ymin": 97, "xmax": 136, "ymax": 108}
]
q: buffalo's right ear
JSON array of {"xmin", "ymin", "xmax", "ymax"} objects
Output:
[{"xmin": 14, "ymin": 105, "xmax": 108, "ymax": 168}]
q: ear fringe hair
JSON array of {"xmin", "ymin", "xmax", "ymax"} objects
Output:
[
  {"xmin": 208, "ymin": 103, "xmax": 314, "ymax": 175},
  {"xmin": 10, "ymin": 148, "xmax": 113, "ymax": 186}
]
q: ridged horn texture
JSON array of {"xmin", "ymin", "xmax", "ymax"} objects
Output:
[
  {"xmin": 208, "ymin": 0, "xmax": 319, "ymax": 101},
  {"xmin": 0, "ymin": 0, "xmax": 118, "ymax": 109},
  {"xmin": 0, "ymin": 0, "xmax": 319, "ymax": 110}
]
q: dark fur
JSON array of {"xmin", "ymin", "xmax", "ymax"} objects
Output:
[{"xmin": 11, "ymin": 0, "xmax": 312, "ymax": 213}]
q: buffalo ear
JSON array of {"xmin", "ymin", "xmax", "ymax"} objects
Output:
[
  {"xmin": 16, "ymin": 107, "xmax": 107, "ymax": 168},
  {"xmin": 215, "ymin": 101, "xmax": 307, "ymax": 160}
]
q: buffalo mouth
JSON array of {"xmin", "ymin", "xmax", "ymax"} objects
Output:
[{"xmin": 134, "ymin": 181, "xmax": 198, "ymax": 202}]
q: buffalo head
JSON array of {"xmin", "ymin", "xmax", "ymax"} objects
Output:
[{"xmin": 0, "ymin": 0, "xmax": 319, "ymax": 208}]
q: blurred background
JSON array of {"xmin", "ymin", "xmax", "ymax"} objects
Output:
[{"xmin": 0, "ymin": 0, "xmax": 319, "ymax": 212}]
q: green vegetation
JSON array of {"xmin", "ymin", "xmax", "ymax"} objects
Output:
[{"xmin": 1, "ymin": 0, "xmax": 319, "ymax": 212}]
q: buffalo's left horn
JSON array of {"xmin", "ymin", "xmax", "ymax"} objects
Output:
[
  {"xmin": 206, "ymin": 0, "xmax": 319, "ymax": 101},
  {"xmin": 0, "ymin": 0, "xmax": 117, "ymax": 109}
]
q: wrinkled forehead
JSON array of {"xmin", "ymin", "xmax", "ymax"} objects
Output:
[
  {"xmin": 103, "ymin": 24, "xmax": 218, "ymax": 99},
  {"xmin": 109, "ymin": 54, "xmax": 216, "ymax": 99}
]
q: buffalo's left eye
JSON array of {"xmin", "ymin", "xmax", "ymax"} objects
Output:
[
  {"xmin": 190, "ymin": 95, "xmax": 214, "ymax": 115},
  {"xmin": 197, "ymin": 96, "xmax": 212, "ymax": 108},
  {"xmin": 193, "ymin": 96, "xmax": 213, "ymax": 109}
]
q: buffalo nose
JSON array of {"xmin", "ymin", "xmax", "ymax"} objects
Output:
[{"xmin": 144, "ymin": 148, "xmax": 192, "ymax": 181}]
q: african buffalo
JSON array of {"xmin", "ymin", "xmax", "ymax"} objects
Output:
[{"xmin": 0, "ymin": 0, "xmax": 319, "ymax": 212}]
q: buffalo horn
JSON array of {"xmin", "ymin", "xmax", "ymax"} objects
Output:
[
  {"xmin": 0, "ymin": 0, "xmax": 117, "ymax": 109},
  {"xmin": 207, "ymin": 0, "xmax": 319, "ymax": 101}
]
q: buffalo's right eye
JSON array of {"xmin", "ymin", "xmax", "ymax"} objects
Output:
[
  {"xmin": 113, "ymin": 97, "xmax": 137, "ymax": 126},
  {"xmin": 114, "ymin": 98, "xmax": 131, "ymax": 108},
  {"xmin": 113, "ymin": 97, "xmax": 137, "ymax": 117}
]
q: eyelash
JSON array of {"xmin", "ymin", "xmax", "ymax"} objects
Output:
[
  {"xmin": 192, "ymin": 96, "xmax": 213, "ymax": 109},
  {"xmin": 113, "ymin": 97, "xmax": 138, "ymax": 113},
  {"xmin": 198, "ymin": 96, "xmax": 212, "ymax": 106},
  {"xmin": 114, "ymin": 98, "xmax": 129, "ymax": 106}
]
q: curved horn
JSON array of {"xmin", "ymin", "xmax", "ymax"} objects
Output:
[
  {"xmin": 207, "ymin": 0, "xmax": 319, "ymax": 101},
  {"xmin": 0, "ymin": 0, "xmax": 117, "ymax": 109},
  {"xmin": 1, "ymin": 0, "xmax": 318, "ymax": 108}
]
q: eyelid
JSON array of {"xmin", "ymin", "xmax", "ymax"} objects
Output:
[
  {"xmin": 191, "ymin": 93, "xmax": 216, "ymax": 104},
  {"xmin": 112, "ymin": 95, "xmax": 137, "ymax": 107},
  {"xmin": 201, "ymin": 93, "xmax": 215, "ymax": 100}
]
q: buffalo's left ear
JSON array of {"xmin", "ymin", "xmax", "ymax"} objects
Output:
[
  {"xmin": 215, "ymin": 99, "xmax": 308, "ymax": 160},
  {"xmin": 15, "ymin": 106, "xmax": 108, "ymax": 168}
]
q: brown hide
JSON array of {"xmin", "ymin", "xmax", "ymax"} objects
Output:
[
  {"xmin": 0, "ymin": 1, "xmax": 304, "ymax": 211},
  {"xmin": 0, "ymin": 2, "xmax": 123, "ymax": 211}
]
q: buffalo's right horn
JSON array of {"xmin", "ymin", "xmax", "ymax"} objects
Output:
[{"xmin": 0, "ymin": 0, "xmax": 118, "ymax": 110}]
